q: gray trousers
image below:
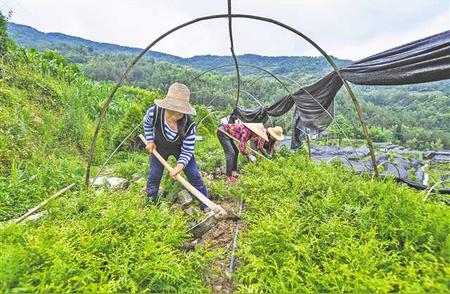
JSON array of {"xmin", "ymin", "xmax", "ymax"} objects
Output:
[{"xmin": 217, "ymin": 129, "xmax": 238, "ymax": 176}]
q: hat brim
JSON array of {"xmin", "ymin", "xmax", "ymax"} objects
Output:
[
  {"xmin": 268, "ymin": 129, "xmax": 284, "ymax": 141},
  {"xmin": 154, "ymin": 98, "xmax": 196, "ymax": 115},
  {"xmin": 243, "ymin": 123, "xmax": 269, "ymax": 142}
]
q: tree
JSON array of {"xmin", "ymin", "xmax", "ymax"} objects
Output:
[{"xmin": 0, "ymin": 11, "xmax": 8, "ymax": 55}]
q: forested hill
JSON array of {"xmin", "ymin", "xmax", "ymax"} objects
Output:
[
  {"xmin": 7, "ymin": 22, "xmax": 450, "ymax": 150},
  {"xmin": 8, "ymin": 22, "xmax": 351, "ymax": 75}
]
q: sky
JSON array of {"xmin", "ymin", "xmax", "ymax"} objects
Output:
[{"xmin": 1, "ymin": 0, "xmax": 449, "ymax": 60}]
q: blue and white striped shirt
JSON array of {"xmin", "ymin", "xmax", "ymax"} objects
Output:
[{"xmin": 143, "ymin": 106, "xmax": 196, "ymax": 167}]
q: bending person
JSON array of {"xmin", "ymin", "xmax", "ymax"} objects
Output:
[
  {"xmin": 217, "ymin": 123, "xmax": 268, "ymax": 183},
  {"xmin": 252, "ymin": 126, "xmax": 285, "ymax": 158},
  {"xmin": 143, "ymin": 82, "xmax": 208, "ymax": 209}
]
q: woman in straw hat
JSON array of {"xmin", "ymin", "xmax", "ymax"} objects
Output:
[
  {"xmin": 252, "ymin": 126, "xmax": 285, "ymax": 158},
  {"xmin": 217, "ymin": 122, "xmax": 269, "ymax": 183},
  {"xmin": 143, "ymin": 82, "xmax": 208, "ymax": 209}
]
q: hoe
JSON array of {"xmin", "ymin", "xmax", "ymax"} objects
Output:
[{"xmin": 139, "ymin": 134, "xmax": 226, "ymax": 238}]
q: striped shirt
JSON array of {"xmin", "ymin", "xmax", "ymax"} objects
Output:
[{"xmin": 143, "ymin": 106, "xmax": 196, "ymax": 167}]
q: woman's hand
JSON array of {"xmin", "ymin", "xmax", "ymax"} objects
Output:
[
  {"xmin": 171, "ymin": 163, "xmax": 184, "ymax": 179},
  {"xmin": 146, "ymin": 142, "xmax": 156, "ymax": 153}
]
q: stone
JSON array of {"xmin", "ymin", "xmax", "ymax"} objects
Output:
[
  {"xmin": 26, "ymin": 210, "xmax": 48, "ymax": 221},
  {"xmin": 107, "ymin": 177, "xmax": 129, "ymax": 189},
  {"xmin": 177, "ymin": 190, "xmax": 193, "ymax": 207},
  {"xmin": 184, "ymin": 207, "xmax": 196, "ymax": 217},
  {"xmin": 91, "ymin": 176, "xmax": 129, "ymax": 190}
]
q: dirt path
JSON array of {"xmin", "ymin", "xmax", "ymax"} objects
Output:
[{"xmin": 183, "ymin": 197, "xmax": 243, "ymax": 293}]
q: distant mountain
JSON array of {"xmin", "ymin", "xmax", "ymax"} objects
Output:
[
  {"xmin": 7, "ymin": 22, "xmax": 182, "ymax": 62},
  {"xmin": 8, "ymin": 22, "xmax": 352, "ymax": 75}
]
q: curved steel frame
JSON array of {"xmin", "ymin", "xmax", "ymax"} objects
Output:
[{"xmin": 84, "ymin": 13, "xmax": 379, "ymax": 187}]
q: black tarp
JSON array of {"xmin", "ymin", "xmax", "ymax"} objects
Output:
[{"xmin": 233, "ymin": 30, "xmax": 450, "ymax": 148}]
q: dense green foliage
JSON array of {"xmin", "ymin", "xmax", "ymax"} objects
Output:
[
  {"xmin": 0, "ymin": 189, "xmax": 213, "ymax": 293},
  {"xmin": 234, "ymin": 154, "xmax": 450, "ymax": 292},
  {"xmin": 0, "ymin": 23, "xmax": 218, "ymax": 293},
  {"xmin": 0, "ymin": 12, "xmax": 9, "ymax": 55},
  {"xmin": 0, "ymin": 41, "xmax": 163, "ymax": 220}
]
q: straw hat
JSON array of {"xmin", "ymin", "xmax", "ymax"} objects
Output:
[
  {"xmin": 267, "ymin": 126, "xmax": 284, "ymax": 141},
  {"xmin": 243, "ymin": 123, "xmax": 269, "ymax": 141},
  {"xmin": 154, "ymin": 82, "xmax": 196, "ymax": 115}
]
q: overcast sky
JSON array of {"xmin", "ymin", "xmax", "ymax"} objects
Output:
[{"xmin": 1, "ymin": 0, "xmax": 449, "ymax": 60}]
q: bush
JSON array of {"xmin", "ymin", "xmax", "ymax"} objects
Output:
[
  {"xmin": 0, "ymin": 191, "xmax": 212, "ymax": 292},
  {"xmin": 0, "ymin": 11, "xmax": 9, "ymax": 55},
  {"xmin": 235, "ymin": 154, "xmax": 450, "ymax": 292}
]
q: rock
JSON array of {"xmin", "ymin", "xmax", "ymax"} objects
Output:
[
  {"xmin": 91, "ymin": 176, "xmax": 129, "ymax": 190},
  {"xmin": 107, "ymin": 177, "xmax": 129, "ymax": 189},
  {"xmin": 177, "ymin": 190, "xmax": 193, "ymax": 207},
  {"xmin": 26, "ymin": 210, "xmax": 48, "ymax": 221},
  {"xmin": 184, "ymin": 207, "xmax": 196, "ymax": 217}
]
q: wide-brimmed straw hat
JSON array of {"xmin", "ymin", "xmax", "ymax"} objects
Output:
[
  {"xmin": 154, "ymin": 82, "xmax": 196, "ymax": 115},
  {"xmin": 243, "ymin": 123, "xmax": 269, "ymax": 141},
  {"xmin": 267, "ymin": 126, "xmax": 284, "ymax": 141}
]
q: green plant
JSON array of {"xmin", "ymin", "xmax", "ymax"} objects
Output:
[{"xmin": 234, "ymin": 154, "xmax": 450, "ymax": 292}]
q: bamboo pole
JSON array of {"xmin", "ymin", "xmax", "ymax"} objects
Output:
[
  {"xmin": 227, "ymin": 0, "xmax": 241, "ymax": 109},
  {"xmin": 339, "ymin": 80, "xmax": 379, "ymax": 177},
  {"xmin": 12, "ymin": 183, "xmax": 76, "ymax": 224},
  {"xmin": 306, "ymin": 134, "xmax": 312, "ymax": 159}
]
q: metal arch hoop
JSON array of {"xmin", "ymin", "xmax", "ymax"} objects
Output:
[
  {"xmin": 188, "ymin": 63, "xmax": 291, "ymax": 94},
  {"xmin": 423, "ymin": 180, "xmax": 450, "ymax": 201},
  {"xmin": 84, "ymin": 13, "xmax": 379, "ymax": 187}
]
